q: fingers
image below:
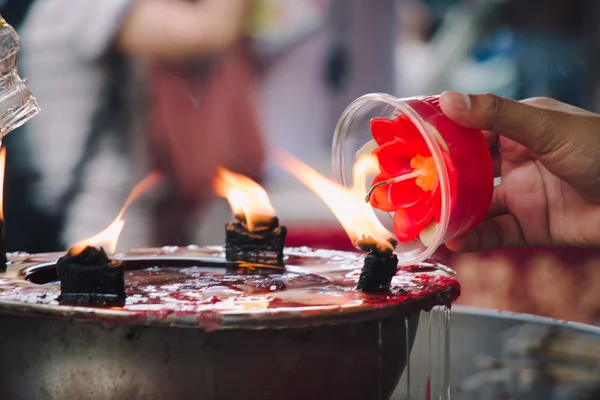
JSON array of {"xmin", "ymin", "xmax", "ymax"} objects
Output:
[
  {"xmin": 445, "ymin": 214, "xmax": 526, "ymax": 252},
  {"xmin": 487, "ymin": 187, "xmax": 507, "ymax": 217},
  {"xmin": 483, "ymin": 130, "xmax": 500, "ymax": 176},
  {"xmin": 439, "ymin": 91, "xmax": 574, "ymax": 156},
  {"xmin": 490, "ymin": 145, "xmax": 501, "ymax": 177},
  {"xmin": 483, "ymin": 130, "xmax": 498, "ymax": 147},
  {"xmin": 445, "ymin": 184, "xmax": 512, "ymax": 252},
  {"xmin": 521, "ymin": 97, "xmax": 598, "ymax": 116}
]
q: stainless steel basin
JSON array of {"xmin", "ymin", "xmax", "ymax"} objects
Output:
[
  {"xmin": 393, "ymin": 306, "xmax": 600, "ymax": 400},
  {"xmin": 0, "ymin": 247, "xmax": 439, "ymax": 400},
  {"xmin": 0, "ymin": 310, "xmax": 419, "ymax": 400}
]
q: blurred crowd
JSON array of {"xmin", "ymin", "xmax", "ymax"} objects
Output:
[
  {"xmin": 0, "ymin": 0, "xmax": 597, "ymax": 256},
  {"xmin": 395, "ymin": 0, "xmax": 593, "ymax": 106}
]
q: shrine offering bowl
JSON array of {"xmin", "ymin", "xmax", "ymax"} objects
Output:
[{"xmin": 0, "ymin": 246, "xmax": 459, "ymax": 400}]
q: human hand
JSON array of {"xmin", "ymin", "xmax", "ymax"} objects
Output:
[{"xmin": 438, "ymin": 91, "xmax": 600, "ymax": 252}]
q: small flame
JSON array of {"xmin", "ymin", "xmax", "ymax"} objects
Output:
[
  {"xmin": 0, "ymin": 146, "xmax": 5, "ymax": 220},
  {"xmin": 70, "ymin": 171, "xmax": 163, "ymax": 255},
  {"xmin": 274, "ymin": 149, "xmax": 394, "ymax": 251},
  {"xmin": 214, "ymin": 168, "xmax": 276, "ymax": 231}
]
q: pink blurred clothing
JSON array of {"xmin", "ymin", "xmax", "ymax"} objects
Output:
[{"xmin": 145, "ymin": 43, "xmax": 265, "ymax": 244}]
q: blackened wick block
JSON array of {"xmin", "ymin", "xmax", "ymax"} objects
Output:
[
  {"xmin": 356, "ymin": 239, "xmax": 398, "ymax": 292},
  {"xmin": 56, "ymin": 246, "xmax": 126, "ymax": 307},
  {"xmin": 225, "ymin": 216, "xmax": 287, "ymax": 267}
]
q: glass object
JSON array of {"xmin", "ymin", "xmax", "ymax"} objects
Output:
[
  {"xmin": 0, "ymin": 15, "xmax": 39, "ymax": 138},
  {"xmin": 333, "ymin": 93, "xmax": 494, "ymax": 265}
]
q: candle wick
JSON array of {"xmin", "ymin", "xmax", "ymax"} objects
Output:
[{"xmin": 364, "ymin": 170, "xmax": 423, "ymax": 203}]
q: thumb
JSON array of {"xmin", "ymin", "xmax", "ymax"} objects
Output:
[{"xmin": 439, "ymin": 91, "xmax": 571, "ymax": 155}]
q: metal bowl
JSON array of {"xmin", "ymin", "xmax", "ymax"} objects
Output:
[
  {"xmin": 0, "ymin": 309, "xmax": 418, "ymax": 399},
  {"xmin": 0, "ymin": 246, "xmax": 457, "ymax": 400}
]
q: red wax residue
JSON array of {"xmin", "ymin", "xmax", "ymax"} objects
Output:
[
  {"xmin": 124, "ymin": 267, "xmax": 331, "ymax": 307},
  {"xmin": 357, "ymin": 272, "xmax": 461, "ymax": 312},
  {"xmin": 0, "ymin": 248, "xmax": 461, "ymax": 326}
]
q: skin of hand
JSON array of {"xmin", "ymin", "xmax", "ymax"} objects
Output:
[
  {"xmin": 438, "ymin": 91, "xmax": 600, "ymax": 252},
  {"xmin": 117, "ymin": 0, "xmax": 252, "ymax": 60}
]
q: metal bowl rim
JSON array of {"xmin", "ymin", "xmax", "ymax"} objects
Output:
[{"xmin": 0, "ymin": 251, "xmax": 442, "ymax": 331}]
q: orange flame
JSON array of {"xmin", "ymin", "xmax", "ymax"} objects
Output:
[
  {"xmin": 274, "ymin": 149, "xmax": 394, "ymax": 251},
  {"xmin": 0, "ymin": 146, "xmax": 5, "ymax": 220},
  {"xmin": 70, "ymin": 171, "xmax": 163, "ymax": 255},
  {"xmin": 214, "ymin": 168, "xmax": 276, "ymax": 231}
]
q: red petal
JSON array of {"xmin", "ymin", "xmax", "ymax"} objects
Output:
[
  {"xmin": 395, "ymin": 114, "xmax": 430, "ymax": 156},
  {"xmin": 405, "ymin": 195, "xmax": 435, "ymax": 228},
  {"xmin": 370, "ymin": 118, "xmax": 397, "ymax": 145},
  {"xmin": 373, "ymin": 139, "xmax": 416, "ymax": 176},
  {"xmin": 395, "ymin": 114, "xmax": 421, "ymax": 141},
  {"xmin": 369, "ymin": 174, "xmax": 396, "ymax": 212},
  {"xmin": 393, "ymin": 208, "xmax": 420, "ymax": 242},
  {"xmin": 389, "ymin": 177, "xmax": 426, "ymax": 208}
]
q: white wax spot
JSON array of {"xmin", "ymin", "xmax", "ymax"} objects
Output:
[
  {"xmin": 355, "ymin": 139, "xmax": 378, "ymax": 160},
  {"xmin": 419, "ymin": 221, "xmax": 439, "ymax": 248}
]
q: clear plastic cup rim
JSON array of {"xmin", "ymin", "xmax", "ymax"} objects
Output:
[{"xmin": 332, "ymin": 93, "xmax": 451, "ymax": 266}]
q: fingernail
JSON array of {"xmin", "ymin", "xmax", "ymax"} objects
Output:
[{"xmin": 440, "ymin": 91, "xmax": 471, "ymax": 111}]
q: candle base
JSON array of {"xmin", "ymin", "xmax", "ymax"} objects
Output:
[
  {"xmin": 225, "ymin": 217, "xmax": 287, "ymax": 267},
  {"xmin": 56, "ymin": 246, "xmax": 126, "ymax": 307},
  {"xmin": 356, "ymin": 249, "xmax": 398, "ymax": 292}
]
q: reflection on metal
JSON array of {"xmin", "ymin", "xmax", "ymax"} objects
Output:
[{"xmin": 393, "ymin": 306, "xmax": 600, "ymax": 400}]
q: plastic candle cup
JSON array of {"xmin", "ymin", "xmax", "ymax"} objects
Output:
[{"xmin": 332, "ymin": 93, "xmax": 494, "ymax": 265}]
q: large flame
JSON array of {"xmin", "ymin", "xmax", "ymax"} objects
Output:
[
  {"xmin": 214, "ymin": 168, "xmax": 276, "ymax": 231},
  {"xmin": 274, "ymin": 149, "xmax": 394, "ymax": 251},
  {"xmin": 0, "ymin": 146, "xmax": 5, "ymax": 220},
  {"xmin": 70, "ymin": 171, "xmax": 163, "ymax": 255}
]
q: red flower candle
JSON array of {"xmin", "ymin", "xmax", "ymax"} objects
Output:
[
  {"xmin": 333, "ymin": 94, "xmax": 494, "ymax": 264},
  {"xmin": 368, "ymin": 115, "xmax": 445, "ymax": 241}
]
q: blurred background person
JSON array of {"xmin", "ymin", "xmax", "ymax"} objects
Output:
[{"xmin": 6, "ymin": 0, "xmax": 261, "ymax": 251}]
